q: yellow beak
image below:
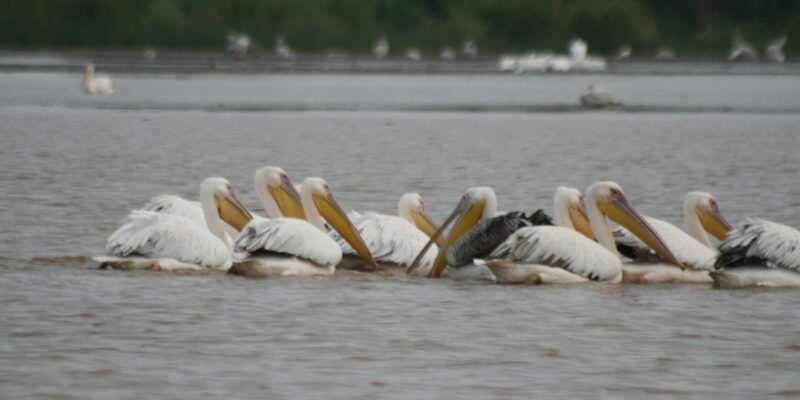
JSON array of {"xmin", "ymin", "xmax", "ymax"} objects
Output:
[
  {"xmin": 313, "ymin": 193, "xmax": 378, "ymax": 271},
  {"xmin": 697, "ymin": 207, "xmax": 733, "ymax": 241},
  {"xmin": 600, "ymin": 198, "xmax": 682, "ymax": 268},
  {"xmin": 411, "ymin": 209, "xmax": 442, "ymax": 246},
  {"xmin": 214, "ymin": 193, "xmax": 253, "ymax": 231},
  {"xmin": 268, "ymin": 182, "xmax": 306, "ymax": 219},
  {"xmin": 569, "ymin": 205, "xmax": 594, "ymax": 239},
  {"xmin": 407, "ymin": 196, "xmax": 486, "ymax": 277}
]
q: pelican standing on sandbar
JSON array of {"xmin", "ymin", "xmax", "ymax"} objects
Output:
[
  {"xmin": 482, "ymin": 182, "xmax": 681, "ymax": 284},
  {"xmin": 230, "ymin": 177, "xmax": 377, "ymax": 277},
  {"xmin": 94, "ymin": 178, "xmax": 253, "ymax": 271},
  {"xmin": 614, "ymin": 191, "xmax": 733, "ymax": 283}
]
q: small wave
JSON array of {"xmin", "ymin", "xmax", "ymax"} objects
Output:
[{"xmin": 29, "ymin": 255, "xmax": 93, "ymax": 267}]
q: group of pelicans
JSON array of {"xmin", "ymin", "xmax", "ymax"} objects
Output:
[{"xmin": 94, "ymin": 167, "xmax": 800, "ymax": 289}]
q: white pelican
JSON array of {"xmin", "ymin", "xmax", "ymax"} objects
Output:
[
  {"xmin": 729, "ymin": 35, "xmax": 758, "ymax": 61},
  {"xmin": 226, "ymin": 33, "xmax": 251, "ymax": 57},
  {"xmin": 481, "ymin": 182, "xmax": 681, "ymax": 284},
  {"xmin": 614, "ymin": 191, "xmax": 733, "ymax": 283},
  {"xmin": 580, "ymin": 85, "xmax": 620, "ymax": 109},
  {"xmin": 230, "ymin": 177, "xmax": 377, "ymax": 277},
  {"xmin": 333, "ymin": 193, "xmax": 440, "ymax": 271},
  {"xmin": 766, "ymin": 36, "xmax": 787, "ymax": 63},
  {"xmin": 94, "ymin": 178, "xmax": 253, "ymax": 271},
  {"xmin": 617, "ymin": 46, "xmax": 632, "ymax": 60},
  {"xmin": 462, "ymin": 40, "xmax": 478, "ymax": 60},
  {"xmin": 374, "ymin": 36, "xmax": 389, "ymax": 59},
  {"xmin": 552, "ymin": 186, "xmax": 593, "ymax": 238},
  {"xmin": 569, "ymin": 38, "xmax": 587, "ymax": 61},
  {"xmin": 139, "ymin": 166, "xmax": 304, "ymax": 240},
  {"xmin": 83, "ymin": 65, "xmax": 113, "ymax": 95},
  {"xmin": 711, "ymin": 219, "xmax": 800, "ymax": 288},
  {"xmin": 275, "ymin": 35, "xmax": 293, "ymax": 60},
  {"xmin": 405, "ymin": 48, "xmax": 422, "ymax": 61}
]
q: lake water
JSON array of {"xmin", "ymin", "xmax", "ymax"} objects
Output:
[{"xmin": 1, "ymin": 71, "xmax": 799, "ymax": 399}]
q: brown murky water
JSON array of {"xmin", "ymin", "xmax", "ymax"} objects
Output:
[{"xmin": 1, "ymin": 72, "xmax": 799, "ymax": 399}]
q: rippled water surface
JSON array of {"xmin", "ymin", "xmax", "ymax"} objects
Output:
[{"xmin": 1, "ymin": 71, "xmax": 800, "ymax": 399}]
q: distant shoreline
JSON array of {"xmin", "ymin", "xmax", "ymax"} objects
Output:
[{"xmin": 2, "ymin": 50, "xmax": 798, "ymax": 76}]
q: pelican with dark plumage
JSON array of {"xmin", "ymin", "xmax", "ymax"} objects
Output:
[
  {"xmin": 712, "ymin": 219, "xmax": 800, "ymax": 288},
  {"xmin": 407, "ymin": 186, "xmax": 553, "ymax": 280}
]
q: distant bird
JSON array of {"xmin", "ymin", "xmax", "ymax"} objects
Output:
[
  {"xmin": 143, "ymin": 47, "xmax": 157, "ymax": 62},
  {"xmin": 569, "ymin": 38, "xmax": 587, "ymax": 61},
  {"xmin": 82, "ymin": 65, "xmax": 113, "ymax": 95},
  {"xmin": 580, "ymin": 85, "xmax": 620, "ymax": 109},
  {"xmin": 655, "ymin": 47, "xmax": 675, "ymax": 60},
  {"xmin": 374, "ymin": 36, "xmax": 389, "ymax": 59},
  {"xmin": 226, "ymin": 33, "xmax": 251, "ymax": 58},
  {"xmin": 462, "ymin": 40, "xmax": 478, "ymax": 60},
  {"xmin": 765, "ymin": 36, "xmax": 787, "ymax": 62},
  {"xmin": 729, "ymin": 36, "xmax": 758, "ymax": 61},
  {"xmin": 439, "ymin": 47, "xmax": 456, "ymax": 61},
  {"xmin": 275, "ymin": 35, "xmax": 293, "ymax": 60},
  {"xmin": 405, "ymin": 47, "xmax": 422, "ymax": 61},
  {"xmin": 616, "ymin": 46, "xmax": 632, "ymax": 60}
]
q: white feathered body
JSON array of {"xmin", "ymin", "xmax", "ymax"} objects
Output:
[
  {"xmin": 141, "ymin": 194, "xmax": 238, "ymax": 240},
  {"xmin": 94, "ymin": 210, "xmax": 233, "ymax": 271},
  {"xmin": 332, "ymin": 211, "xmax": 437, "ymax": 269},
  {"xmin": 487, "ymin": 226, "xmax": 622, "ymax": 284},
  {"xmin": 712, "ymin": 218, "xmax": 800, "ymax": 288},
  {"xmin": 231, "ymin": 218, "xmax": 340, "ymax": 277},
  {"xmin": 84, "ymin": 74, "xmax": 114, "ymax": 95}
]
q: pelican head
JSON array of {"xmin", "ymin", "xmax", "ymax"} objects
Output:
[
  {"xmin": 554, "ymin": 186, "xmax": 593, "ymax": 238},
  {"xmin": 201, "ymin": 177, "xmax": 253, "ymax": 231},
  {"xmin": 301, "ymin": 177, "xmax": 378, "ymax": 270},
  {"xmin": 254, "ymin": 166, "xmax": 305, "ymax": 219},
  {"xmin": 685, "ymin": 191, "xmax": 732, "ymax": 241},
  {"xmin": 398, "ymin": 193, "xmax": 439, "ymax": 241},
  {"xmin": 409, "ymin": 186, "xmax": 497, "ymax": 277},
  {"xmin": 587, "ymin": 181, "xmax": 682, "ymax": 267}
]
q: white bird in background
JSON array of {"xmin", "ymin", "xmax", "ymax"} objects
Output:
[
  {"xmin": 230, "ymin": 177, "xmax": 377, "ymax": 277},
  {"xmin": 617, "ymin": 46, "xmax": 632, "ymax": 60},
  {"xmin": 712, "ymin": 219, "xmax": 800, "ymax": 288},
  {"xmin": 226, "ymin": 33, "xmax": 251, "ymax": 57},
  {"xmin": 82, "ymin": 65, "xmax": 113, "ymax": 95},
  {"xmin": 332, "ymin": 193, "xmax": 440, "ymax": 272},
  {"xmin": 655, "ymin": 47, "xmax": 675, "ymax": 60},
  {"xmin": 405, "ymin": 47, "xmax": 422, "ymax": 61},
  {"xmin": 729, "ymin": 36, "xmax": 758, "ymax": 61},
  {"xmin": 275, "ymin": 35, "xmax": 294, "ymax": 60},
  {"xmin": 766, "ymin": 36, "xmax": 787, "ymax": 62},
  {"xmin": 484, "ymin": 182, "xmax": 681, "ymax": 284},
  {"xmin": 569, "ymin": 38, "xmax": 588, "ymax": 61},
  {"xmin": 374, "ymin": 36, "xmax": 389, "ymax": 59},
  {"xmin": 94, "ymin": 178, "xmax": 253, "ymax": 272},
  {"xmin": 580, "ymin": 85, "xmax": 620, "ymax": 109},
  {"xmin": 462, "ymin": 40, "xmax": 478, "ymax": 60},
  {"xmin": 613, "ymin": 191, "xmax": 733, "ymax": 283},
  {"xmin": 439, "ymin": 47, "xmax": 456, "ymax": 61}
]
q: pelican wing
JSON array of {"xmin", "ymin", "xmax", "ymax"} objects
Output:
[
  {"xmin": 447, "ymin": 210, "xmax": 552, "ymax": 268},
  {"xmin": 105, "ymin": 210, "xmax": 232, "ymax": 270},
  {"xmin": 715, "ymin": 218, "xmax": 800, "ymax": 271},
  {"xmin": 235, "ymin": 218, "xmax": 342, "ymax": 267},
  {"xmin": 142, "ymin": 195, "xmax": 206, "ymax": 227},
  {"xmin": 142, "ymin": 194, "xmax": 239, "ymax": 238},
  {"xmin": 614, "ymin": 217, "xmax": 717, "ymax": 270},
  {"xmin": 489, "ymin": 226, "xmax": 621, "ymax": 281},
  {"xmin": 331, "ymin": 212, "xmax": 437, "ymax": 268}
]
